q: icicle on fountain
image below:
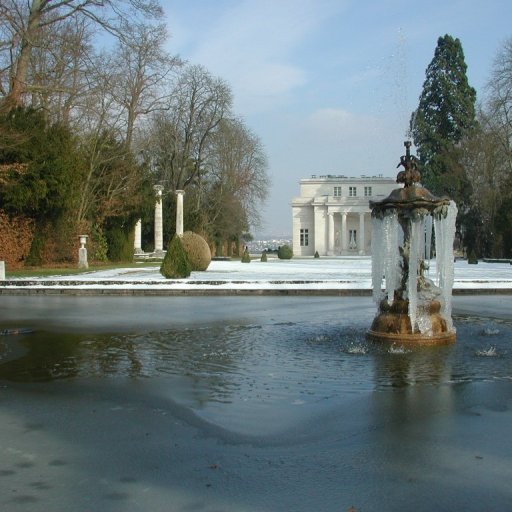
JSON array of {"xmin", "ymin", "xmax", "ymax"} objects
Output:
[{"xmin": 367, "ymin": 141, "xmax": 457, "ymax": 344}]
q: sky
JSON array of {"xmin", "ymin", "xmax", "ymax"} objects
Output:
[{"xmin": 161, "ymin": 0, "xmax": 512, "ymax": 238}]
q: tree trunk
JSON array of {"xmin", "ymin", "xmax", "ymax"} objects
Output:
[{"xmin": 4, "ymin": 0, "xmax": 43, "ymax": 110}]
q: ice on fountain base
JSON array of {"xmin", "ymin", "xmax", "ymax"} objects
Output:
[
  {"xmin": 371, "ymin": 203, "xmax": 457, "ymax": 337},
  {"xmin": 434, "ymin": 201, "xmax": 457, "ymax": 332},
  {"xmin": 407, "ymin": 213, "xmax": 425, "ymax": 332},
  {"xmin": 416, "ymin": 303, "xmax": 433, "ymax": 335},
  {"xmin": 383, "ymin": 211, "xmax": 401, "ymax": 305},
  {"xmin": 371, "ymin": 210, "xmax": 400, "ymax": 305}
]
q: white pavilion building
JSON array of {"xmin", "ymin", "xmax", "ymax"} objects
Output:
[{"xmin": 291, "ymin": 174, "xmax": 398, "ymax": 256}]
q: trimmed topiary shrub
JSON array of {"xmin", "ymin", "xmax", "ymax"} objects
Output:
[
  {"xmin": 241, "ymin": 248, "xmax": 251, "ymax": 263},
  {"xmin": 278, "ymin": 244, "xmax": 293, "ymax": 260},
  {"xmin": 314, "ymin": 251, "xmax": 320, "ymax": 258},
  {"xmin": 181, "ymin": 231, "xmax": 211, "ymax": 271},
  {"xmin": 260, "ymin": 251, "xmax": 267, "ymax": 262},
  {"xmin": 468, "ymin": 249, "xmax": 478, "ymax": 264},
  {"xmin": 160, "ymin": 234, "xmax": 191, "ymax": 278}
]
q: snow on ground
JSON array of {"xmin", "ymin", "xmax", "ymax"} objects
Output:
[{"xmin": 3, "ymin": 257, "xmax": 512, "ymax": 290}]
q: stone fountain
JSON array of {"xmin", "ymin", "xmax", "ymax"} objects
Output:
[{"xmin": 367, "ymin": 142, "xmax": 457, "ymax": 344}]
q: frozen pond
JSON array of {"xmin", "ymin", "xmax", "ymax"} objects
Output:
[{"xmin": 0, "ymin": 296, "xmax": 511, "ymax": 511}]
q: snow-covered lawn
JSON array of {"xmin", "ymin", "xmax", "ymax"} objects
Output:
[{"xmin": 3, "ymin": 257, "xmax": 512, "ymax": 290}]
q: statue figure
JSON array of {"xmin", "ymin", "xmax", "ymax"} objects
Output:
[{"xmin": 396, "ymin": 141, "xmax": 421, "ymax": 187}]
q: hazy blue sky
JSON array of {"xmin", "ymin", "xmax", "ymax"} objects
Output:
[{"xmin": 161, "ymin": 0, "xmax": 512, "ymax": 237}]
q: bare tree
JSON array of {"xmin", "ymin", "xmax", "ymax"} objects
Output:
[
  {"xmin": 110, "ymin": 20, "xmax": 182, "ymax": 149},
  {"xmin": 485, "ymin": 37, "xmax": 512, "ymax": 175},
  {"xmin": 148, "ymin": 64, "xmax": 233, "ymax": 192},
  {"xmin": 24, "ymin": 16, "xmax": 95, "ymax": 124},
  {"xmin": 73, "ymin": 60, "xmax": 139, "ymax": 224},
  {"xmin": 0, "ymin": 0, "xmax": 163, "ymax": 109},
  {"xmin": 460, "ymin": 38, "xmax": 512, "ymax": 256},
  {"xmin": 203, "ymin": 117, "xmax": 269, "ymax": 233},
  {"xmin": 462, "ymin": 116, "xmax": 504, "ymax": 224}
]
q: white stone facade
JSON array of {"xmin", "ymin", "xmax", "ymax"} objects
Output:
[{"xmin": 291, "ymin": 175, "xmax": 398, "ymax": 256}]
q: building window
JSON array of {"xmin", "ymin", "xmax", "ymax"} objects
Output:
[
  {"xmin": 333, "ymin": 186, "xmax": 342, "ymax": 197},
  {"xmin": 364, "ymin": 186, "xmax": 372, "ymax": 197},
  {"xmin": 300, "ymin": 228, "xmax": 309, "ymax": 247},
  {"xmin": 349, "ymin": 186, "xmax": 357, "ymax": 197}
]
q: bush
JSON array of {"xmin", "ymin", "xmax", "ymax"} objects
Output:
[
  {"xmin": 160, "ymin": 234, "xmax": 191, "ymax": 278},
  {"xmin": 468, "ymin": 249, "xmax": 478, "ymax": 264},
  {"xmin": 278, "ymin": 244, "xmax": 293, "ymax": 260},
  {"xmin": 105, "ymin": 219, "xmax": 134, "ymax": 262},
  {"xmin": 241, "ymin": 248, "xmax": 251, "ymax": 263},
  {"xmin": 0, "ymin": 210, "xmax": 34, "ymax": 268},
  {"xmin": 260, "ymin": 251, "xmax": 267, "ymax": 262},
  {"xmin": 181, "ymin": 231, "xmax": 211, "ymax": 271},
  {"xmin": 314, "ymin": 251, "xmax": 320, "ymax": 258},
  {"xmin": 91, "ymin": 223, "xmax": 109, "ymax": 262},
  {"xmin": 25, "ymin": 230, "xmax": 44, "ymax": 266}
]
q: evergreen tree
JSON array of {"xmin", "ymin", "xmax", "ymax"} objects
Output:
[
  {"xmin": 0, "ymin": 107, "xmax": 80, "ymax": 219},
  {"xmin": 410, "ymin": 35, "xmax": 477, "ymax": 204},
  {"xmin": 160, "ymin": 235, "xmax": 191, "ymax": 278}
]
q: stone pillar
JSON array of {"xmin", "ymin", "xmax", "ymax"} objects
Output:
[
  {"xmin": 134, "ymin": 219, "xmax": 143, "ymax": 255},
  {"xmin": 327, "ymin": 212, "xmax": 335, "ymax": 256},
  {"xmin": 314, "ymin": 205, "xmax": 327, "ymax": 255},
  {"xmin": 154, "ymin": 185, "xmax": 164, "ymax": 254},
  {"xmin": 358, "ymin": 212, "xmax": 365, "ymax": 255},
  {"xmin": 0, "ymin": 261, "xmax": 5, "ymax": 280},
  {"xmin": 341, "ymin": 212, "xmax": 348, "ymax": 254},
  {"xmin": 176, "ymin": 190, "xmax": 185, "ymax": 236},
  {"xmin": 78, "ymin": 235, "xmax": 88, "ymax": 269}
]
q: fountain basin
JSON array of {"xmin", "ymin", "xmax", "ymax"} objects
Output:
[
  {"xmin": 367, "ymin": 298, "xmax": 456, "ymax": 344},
  {"xmin": 0, "ymin": 295, "xmax": 511, "ymax": 512}
]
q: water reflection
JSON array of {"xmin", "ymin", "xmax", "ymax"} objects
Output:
[{"xmin": 0, "ymin": 315, "xmax": 510, "ymax": 412}]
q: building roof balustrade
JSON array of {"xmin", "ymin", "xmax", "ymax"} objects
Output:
[{"xmin": 303, "ymin": 174, "xmax": 392, "ymax": 182}]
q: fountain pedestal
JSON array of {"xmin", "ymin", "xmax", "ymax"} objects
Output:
[
  {"xmin": 368, "ymin": 298, "xmax": 455, "ymax": 344},
  {"xmin": 367, "ymin": 142, "xmax": 457, "ymax": 345}
]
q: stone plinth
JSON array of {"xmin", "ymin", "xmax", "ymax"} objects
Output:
[{"xmin": 78, "ymin": 235, "xmax": 89, "ymax": 269}]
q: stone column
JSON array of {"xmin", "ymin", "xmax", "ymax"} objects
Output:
[
  {"xmin": 154, "ymin": 185, "xmax": 164, "ymax": 254},
  {"xmin": 134, "ymin": 219, "xmax": 142, "ymax": 255},
  {"xmin": 176, "ymin": 190, "xmax": 185, "ymax": 236},
  {"xmin": 0, "ymin": 261, "xmax": 5, "ymax": 280},
  {"xmin": 358, "ymin": 212, "xmax": 365, "ymax": 255},
  {"xmin": 327, "ymin": 212, "xmax": 335, "ymax": 256},
  {"xmin": 341, "ymin": 212, "xmax": 348, "ymax": 254},
  {"xmin": 78, "ymin": 235, "xmax": 88, "ymax": 269},
  {"xmin": 313, "ymin": 205, "xmax": 327, "ymax": 255}
]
